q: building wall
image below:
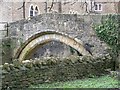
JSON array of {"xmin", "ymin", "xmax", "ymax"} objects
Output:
[
  {"xmin": 118, "ymin": 1, "xmax": 120, "ymax": 13},
  {"xmin": 0, "ymin": 2, "xmax": 13, "ymax": 22},
  {"xmin": 102, "ymin": 2, "xmax": 117, "ymax": 14},
  {"xmin": 0, "ymin": 1, "xmax": 119, "ymax": 23},
  {"xmin": 62, "ymin": 2, "xmax": 86, "ymax": 14},
  {"xmin": 0, "ymin": 1, "xmax": 13, "ymax": 38},
  {"xmin": 10, "ymin": 2, "xmax": 23, "ymax": 21}
]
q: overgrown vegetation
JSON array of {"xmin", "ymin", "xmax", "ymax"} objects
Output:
[
  {"xmin": 30, "ymin": 75, "xmax": 118, "ymax": 88},
  {"xmin": 93, "ymin": 14, "xmax": 120, "ymax": 70}
]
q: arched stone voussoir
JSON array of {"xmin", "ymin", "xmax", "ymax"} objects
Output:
[{"xmin": 14, "ymin": 30, "xmax": 92, "ymax": 61}]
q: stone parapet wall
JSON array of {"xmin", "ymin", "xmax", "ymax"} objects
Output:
[{"xmin": 2, "ymin": 55, "xmax": 113, "ymax": 89}]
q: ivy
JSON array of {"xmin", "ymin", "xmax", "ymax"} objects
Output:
[
  {"xmin": 94, "ymin": 15, "xmax": 119, "ymax": 49},
  {"xmin": 93, "ymin": 14, "xmax": 120, "ymax": 69}
]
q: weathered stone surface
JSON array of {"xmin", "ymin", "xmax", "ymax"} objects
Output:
[{"xmin": 6, "ymin": 14, "xmax": 112, "ymax": 61}]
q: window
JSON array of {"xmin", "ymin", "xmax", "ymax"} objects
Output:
[
  {"xmin": 35, "ymin": 6, "xmax": 39, "ymax": 16},
  {"xmin": 30, "ymin": 5, "xmax": 34, "ymax": 16},
  {"xmin": 29, "ymin": 5, "xmax": 39, "ymax": 17},
  {"xmin": 94, "ymin": 3, "xmax": 102, "ymax": 11},
  {"xmin": 95, "ymin": 4, "xmax": 98, "ymax": 10}
]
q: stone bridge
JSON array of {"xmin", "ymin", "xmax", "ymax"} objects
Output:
[{"xmin": 5, "ymin": 14, "xmax": 110, "ymax": 62}]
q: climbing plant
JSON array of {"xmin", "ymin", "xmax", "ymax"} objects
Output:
[
  {"xmin": 93, "ymin": 14, "xmax": 120, "ymax": 70},
  {"xmin": 94, "ymin": 15, "xmax": 119, "ymax": 48}
]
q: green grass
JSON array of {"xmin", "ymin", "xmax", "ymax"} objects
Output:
[{"xmin": 30, "ymin": 75, "xmax": 119, "ymax": 88}]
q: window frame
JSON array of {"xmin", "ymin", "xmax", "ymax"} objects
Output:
[
  {"xmin": 94, "ymin": 3, "xmax": 102, "ymax": 11},
  {"xmin": 29, "ymin": 4, "xmax": 34, "ymax": 17},
  {"xmin": 29, "ymin": 4, "xmax": 39, "ymax": 17},
  {"xmin": 34, "ymin": 5, "xmax": 39, "ymax": 16}
]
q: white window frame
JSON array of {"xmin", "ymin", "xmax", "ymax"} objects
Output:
[
  {"xmin": 29, "ymin": 4, "xmax": 34, "ymax": 17},
  {"xmin": 34, "ymin": 5, "xmax": 39, "ymax": 16},
  {"xmin": 29, "ymin": 4, "xmax": 39, "ymax": 17},
  {"xmin": 94, "ymin": 3, "xmax": 102, "ymax": 11}
]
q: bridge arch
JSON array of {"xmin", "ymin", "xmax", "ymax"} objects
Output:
[{"xmin": 14, "ymin": 30, "xmax": 91, "ymax": 61}]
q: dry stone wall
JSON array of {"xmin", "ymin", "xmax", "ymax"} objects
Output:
[{"xmin": 2, "ymin": 55, "xmax": 113, "ymax": 89}]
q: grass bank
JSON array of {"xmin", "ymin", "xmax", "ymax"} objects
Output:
[{"xmin": 30, "ymin": 75, "xmax": 119, "ymax": 88}]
